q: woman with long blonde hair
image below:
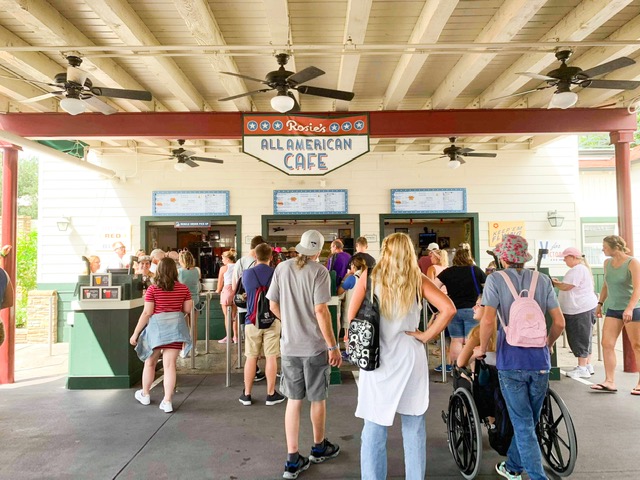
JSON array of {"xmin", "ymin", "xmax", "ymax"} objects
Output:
[{"xmin": 348, "ymin": 233, "xmax": 455, "ymax": 479}]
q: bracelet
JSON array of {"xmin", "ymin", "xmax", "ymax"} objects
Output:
[
  {"xmin": 597, "ymin": 302, "xmax": 603, "ymax": 306},
  {"xmin": 327, "ymin": 345, "xmax": 339, "ymax": 351}
]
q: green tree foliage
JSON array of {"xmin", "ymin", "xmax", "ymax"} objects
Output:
[
  {"xmin": 578, "ymin": 111, "xmax": 640, "ymax": 149},
  {"xmin": 0, "ymin": 155, "xmax": 39, "ymax": 219},
  {"xmin": 15, "ymin": 231, "xmax": 38, "ymax": 328}
]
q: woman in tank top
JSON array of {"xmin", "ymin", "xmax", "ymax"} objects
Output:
[
  {"xmin": 216, "ymin": 249, "xmax": 237, "ymax": 344},
  {"xmin": 591, "ymin": 235, "xmax": 640, "ymax": 394}
]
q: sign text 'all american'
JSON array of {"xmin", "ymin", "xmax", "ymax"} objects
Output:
[{"xmin": 260, "ymin": 138, "xmax": 353, "ymax": 171}]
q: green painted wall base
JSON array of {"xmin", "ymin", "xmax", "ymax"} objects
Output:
[{"xmin": 67, "ymin": 375, "xmax": 133, "ymax": 390}]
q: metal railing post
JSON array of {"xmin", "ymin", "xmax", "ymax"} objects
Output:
[
  {"xmin": 205, "ymin": 293, "xmax": 211, "ymax": 354},
  {"xmin": 433, "ymin": 330, "xmax": 448, "ymax": 384},
  {"xmin": 48, "ymin": 295, "xmax": 54, "ymax": 357},
  {"xmin": 190, "ymin": 304, "xmax": 197, "ymax": 369},
  {"xmin": 596, "ymin": 315, "xmax": 602, "ymax": 362},
  {"xmin": 226, "ymin": 305, "xmax": 232, "ymax": 387},
  {"xmin": 236, "ymin": 311, "xmax": 243, "ymax": 369}
]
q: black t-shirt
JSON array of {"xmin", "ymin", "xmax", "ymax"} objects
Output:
[
  {"xmin": 350, "ymin": 252, "xmax": 376, "ymax": 270},
  {"xmin": 438, "ymin": 265, "xmax": 486, "ymax": 309}
]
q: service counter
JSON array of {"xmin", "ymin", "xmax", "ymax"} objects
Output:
[{"xmin": 68, "ymin": 298, "xmax": 144, "ymax": 389}]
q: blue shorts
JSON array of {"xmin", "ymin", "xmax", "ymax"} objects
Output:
[
  {"xmin": 448, "ymin": 307, "xmax": 478, "ymax": 338},
  {"xmin": 606, "ymin": 307, "xmax": 640, "ymax": 322}
]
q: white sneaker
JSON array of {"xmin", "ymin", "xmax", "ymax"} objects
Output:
[
  {"xmin": 159, "ymin": 400, "xmax": 173, "ymax": 413},
  {"xmin": 567, "ymin": 366, "xmax": 590, "ymax": 379},
  {"xmin": 586, "ymin": 364, "xmax": 595, "ymax": 375},
  {"xmin": 135, "ymin": 389, "xmax": 150, "ymax": 406}
]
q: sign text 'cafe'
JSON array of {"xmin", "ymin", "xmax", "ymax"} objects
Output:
[{"xmin": 242, "ymin": 114, "xmax": 370, "ymax": 175}]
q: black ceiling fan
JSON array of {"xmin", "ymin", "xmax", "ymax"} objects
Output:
[
  {"xmin": 147, "ymin": 140, "xmax": 224, "ymax": 169},
  {"xmin": 1, "ymin": 56, "xmax": 152, "ymax": 115},
  {"xmin": 419, "ymin": 137, "xmax": 497, "ymax": 168},
  {"xmin": 493, "ymin": 50, "xmax": 640, "ymax": 106},
  {"xmin": 218, "ymin": 53, "xmax": 355, "ymax": 112}
]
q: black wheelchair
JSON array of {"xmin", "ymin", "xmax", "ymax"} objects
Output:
[{"xmin": 441, "ymin": 361, "xmax": 577, "ymax": 479}]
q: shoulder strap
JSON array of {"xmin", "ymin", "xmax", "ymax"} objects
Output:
[
  {"xmin": 528, "ymin": 271, "xmax": 539, "ymax": 298},
  {"xmin": 471, "ymin": 266, "xmax": 481, "ymax": 295},
  {"xmin": 497, "ymin": 270, "xmax": 519, "ymax": 301}
]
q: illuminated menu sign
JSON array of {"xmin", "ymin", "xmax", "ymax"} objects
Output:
[
  {"xmin": 391, "ymin": 188, "xmax": 467, "ymax": 213},
  {"xmin": 274, "ymin": 190, "xmax": 348, "ymax": 215},
  {"xmin": 152, "ymin": 191, "xmax": 229, "ymax": 216}
]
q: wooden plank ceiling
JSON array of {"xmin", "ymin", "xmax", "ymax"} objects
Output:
[{"xmin": 0, "ymin": 0, "xmax": 639, "ymax": 157}]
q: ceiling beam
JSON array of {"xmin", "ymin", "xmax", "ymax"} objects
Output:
[
  {"xmin": 428, "ymin": 0, "xmax": 546, "ymax": 109},
  {"xmin": 0, "ymin": 0, "xmax": 164, "ymax": 113},
  {"xmin": 173, "ymin": 0, "xmax": 253, "ymax": 112},
  {"xmin": 383, "ymin": 0, "xmax": 456, "ymax": 110},
  {"xmin": 83, "ymin": 0, "xmax": 210, "ymax": 111},
  {"xmin": 335, "ymin": 0, "xmax": 372, "ymax": 111},
  {"xmin": 0, "ymin": 109, "xmax": 634, "ymax": 139}
]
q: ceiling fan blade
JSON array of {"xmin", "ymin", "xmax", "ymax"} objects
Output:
[
  {"xmin": 90, "ymin": 86, "xmax": 152, "ymax": 101},
  {"xmin": 191, "ymin": 156, "xmax": 224, "ymax": 164},
  {"xmin": 181, "ymin": 150, "xmax": 196, "ymax": 157},
  {"xmin": 579, "ymin": 57, "xmax": 635, "ymax": 78},
  {"xmin": 287, "ymin": 92, "xmax": 301, "ymax": 113},
  {"xmin": 490, "ymin": 86, "xmax": 551, "ymax": 101},
  {"xmin": 295, "ymin": 85, "xmax": 354, "ymax": 101},
  {"xmin": 517, "ymin": 72, "xmax": 556, "ymax": 81},
  {"xmin": 220, "ymin": 71, "xmax": 267, "ymax": 84},
  {"xmin": 219, "ymin": 88, "xmax": 273, "ymax": 101},
  {"xmin": 456, "ymin": 156, "xmax": 466, "ymax": 165},
  {"xmin": 184, "ymin": 159, "xmax": 199, "ymax": 168},
  {"xmin": 458, "ymin": 147, "xmax": 474, "ymax": 154},
  {"xmin": 418, "ymin": 155, "xmax": 446, "ymax": 164},
  {"xmin": 67, "ymin": 66, "xmax": 88, "ymax": 86},
  {"xmin": 463, "ymin": 152, "xmax": 497, "ymax": 158},
  {"xmin": 582, "ymin": 79, "xmax": 640, "ymax": 90},
  {"xmin": 20, "ymin": 92, "xmax": 63, "ymax": 103},
  {"xmin": 418, "ymin": 152, "xmax": 446, "ymax": 155},
  {"xmin": 287, "ymin": 66, "xmax": 325, "ymax": 86},
  {"xmin": 83, "ymin": 96, "xmax": 117, "ymax": 115},
  {"xmin": 0, "ymin": 73, "xmax": 61, "ymax": 88}
]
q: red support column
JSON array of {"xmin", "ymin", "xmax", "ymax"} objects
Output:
[
  {"xmin": 0, "ymin": 145, "xmax": 19, "ymax": 384},
  {"xmin": 610, "ymin": 131, "xmax": 637, "ymax": 373}
]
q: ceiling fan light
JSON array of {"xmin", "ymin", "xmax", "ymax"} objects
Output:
[
  {"xmin": 447, "ymin": 159, "xmax": 461, "ymax": 169},
  {"xmin": 549, "ymin": 91, "xmax": 578, "ymax": 109},
  {"xmin": 174, "ymin": 162, "xmax": 189, "ymax": 172},
  {"xmin": 271, "ymin": 93, "xmax": 295, "ymax": 113},
  {"xmin": 59, "ymin": 97, "xmax": 87, "ymax": 115}
]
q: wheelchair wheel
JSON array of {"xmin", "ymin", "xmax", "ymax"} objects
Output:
[
  {"xmin": 537, "ymin": 387, "xmax": 578, "ymax": 477},
  {"xmin": 446, "ymin": 387, "xmax": 482, "ymax": 480}
]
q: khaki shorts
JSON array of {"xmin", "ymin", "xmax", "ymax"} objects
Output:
[
  {"xmin": 280, "ymin": 351, "xmax": 330, "ymax": 402},
  {"xmin": 244, "ymin": 320, "xmax": 281, "ymax": 358}
]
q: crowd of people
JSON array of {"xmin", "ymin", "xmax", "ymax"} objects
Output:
[{"xmin": 117, "ymin": 230, "xmax": 640, "ymax": 479}]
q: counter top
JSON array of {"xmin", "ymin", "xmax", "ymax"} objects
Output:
[{"xmin": 71, "ymin": 298, "xmax": 145, "ymax": 311}]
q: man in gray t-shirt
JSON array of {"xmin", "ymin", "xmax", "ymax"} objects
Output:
[{"xmin": 267, "ymin": 230, "xmax": 342, "ymax": 478}]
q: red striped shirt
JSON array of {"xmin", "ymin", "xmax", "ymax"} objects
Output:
[{"xmin": 145, "ymin": 283, "xmax": 191, "ymax": 314}]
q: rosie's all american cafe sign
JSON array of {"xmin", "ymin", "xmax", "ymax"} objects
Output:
[{"xmin": 242, "ymin": 113, "xmax": 370, "ymax": 175}]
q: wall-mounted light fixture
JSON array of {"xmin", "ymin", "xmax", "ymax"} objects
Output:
[
  {"xmin": 57, "ymin": 216, "xmax": 71, "ymax": 232},
  {"xmin": 547, "ymin": 210, "xmax": 564, "ymax": 228}
]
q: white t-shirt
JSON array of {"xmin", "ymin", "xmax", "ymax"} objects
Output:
[{"xmin": 557, "ymin": 264, "xmax": 598, "ymax": 315}]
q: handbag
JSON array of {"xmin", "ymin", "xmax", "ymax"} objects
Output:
[
  {"xmin": 347, "ymin": 274, "xmax": 380, "ymax": 371},
  {"xmin": 233, "ymin": 260, "xmax": 255, "ymax": 309}
]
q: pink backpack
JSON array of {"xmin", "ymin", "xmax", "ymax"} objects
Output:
[{"xmin": 496, "ymin": 271, "xmax": 547, "ymax": 348}]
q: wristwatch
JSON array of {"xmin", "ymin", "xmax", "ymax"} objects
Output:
[{"xmin": 327, "ymin": 345, "xmax": 339, "ymax": 351}]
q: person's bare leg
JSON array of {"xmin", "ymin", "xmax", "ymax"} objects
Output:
[
  {"xmin": 142, "ymin": 350, "xmax": 161, "ymax": 395},
  {"xmin": 162, "ymin": 349, "xmax": 180, "ymax": 402},
  {"xmin": 232, "ymin": 306, "xmax": 238, "ymax": 342},
  {"xmin": 449, "ymin": 338, "xmax": 464, "ymax": 365},
  {"xmin": 310, "ymin": 400, "xmax": 327, "ymax": 444},
  {"xmin": 598, "ymin": 317, "xmax": 624, "ymax": 389},
  {"xmin": 244, "ymin": 356, "xmax": 258, "ymax": 395},
  {"xmin": 265, "ymin": 355, "xmax": 278, "ymax": 395},
  {"xmin": 624, "ymin": 322, "xmax": 640, "ymax": 390},
  {"xmin": 285, "ymin": 399, "xmax": 303, "ymax": 453},
  {"xmin": 577, "ymin": 356, "xmax": 587, "ymax": 367}
]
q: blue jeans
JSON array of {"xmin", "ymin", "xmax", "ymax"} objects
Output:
[
  {"xmin": 361, "ymin": 414, "xmax": 426, "ymax": 480},
  {"xmin": 447, "ymin": 307, "xmax": 477, "ymax": 338},
  {"xmin": 498, "ymin": 370, "xmax": 549, "ymax": 480}
]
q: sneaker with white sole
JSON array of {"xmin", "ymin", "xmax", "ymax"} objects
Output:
[
  {"xmin": 309, "ymin": 439, "xmax": 340, "ymax": 464},
  {"xmin": 283, "ymin": 455, "xmax": 310, "ymax": 479},
  {"xmin": 266, "ymin": 391, "xmax": 286, "ymax": 406},
  {"xmin": 495, "ymin": 462, "xmax": 522, "ymax": 480},
  {"xmin": 159, "ymin": 400, "xmax": 173, "ymax": 413},
  {"xmin": 135, "ymin": 389, "xmax": 150, "ymax": 405},
  {"xmin": 586, "ymin": 363, "xmax": 595, "ymax": 375},
  {"xmin": 567, "ymin": 366, "xmax": 590, "ymax": 379},
  {"xmin": 239, "ymin": 391, "xmax": 252, "ymax": 406}
]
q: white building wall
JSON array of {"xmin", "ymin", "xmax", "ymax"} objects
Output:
[{"xmin": 38, "ymin": 136, "xmax": 581, "ymax": 283}]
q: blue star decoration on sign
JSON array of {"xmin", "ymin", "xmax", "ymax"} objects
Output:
[
  {"xmin": 273, "ymin": 120, "xmax": 283, "ymax": 131},
  {"xmin": 329, "ymin": 123, "xmax": 340, "ymax": 132},
  {"xmin": 355, "ymin": 120, "xmax": 365, "ymax": 130},
  {"xmin": 247, "ymin": 121, "xmax": 258, "ymax": 131},
  {"xmin": 260, "ymin": 121, "xmax": 271, "ymax": 131}
]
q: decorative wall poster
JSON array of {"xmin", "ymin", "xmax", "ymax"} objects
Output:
[
  {"xmin": 390, "ymin": 188, "xmax": 467, "ymax": 213},
  {"xmin": 152, "ymin": 191, "xmax": 229, "ymax": 216},
  {"xmin": 274, "ymin": 190, "xmax": 348, "ymax": 215},
  {"xmin": 93, "ymin": 224, "xmax": 132, "ymax": 256},
  {"xmin": 537, "ymin": 240, "xmax": 572, "ymax": 266},
  {"xmin": 488, "ymin": 221, "xmax": 526, "ymax": 247},
  {"xmin": 242, "ymin": 113, "xmax": 369, "ymax": 175}
]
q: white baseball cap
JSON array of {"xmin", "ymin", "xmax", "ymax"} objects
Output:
[
  {"xmin": 427, "ymin": 242, "xmax": 439, "ymax": 251},
  {"xmin": 296, "ymin": 230, "xmax": 325, "ymax": 256}
]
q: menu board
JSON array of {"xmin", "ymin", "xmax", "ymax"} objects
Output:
[
  {"xmin": 152, "ymin": 191, "xmax": 229, "ymax": 216},
  {"xmin": 274, "ymin": 190, "xmax": 348, "ymax": 215},
  {"xmin": 390, "ymin": 188, "xmax": 466, "ymax": 213}
]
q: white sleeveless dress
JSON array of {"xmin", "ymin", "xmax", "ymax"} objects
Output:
[{"xmin": 355, "ymin": 292, "xmax": 429, "ymax": 426}]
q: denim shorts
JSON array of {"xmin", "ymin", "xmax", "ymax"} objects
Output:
[
  {"xmin": 448, "ymin": 307, "xmax": 478, "ymax": 338},
  {"xmin": 606, "ymin": 307, "xmax": 640, "ymax": 321},
  {"xmin": 280, "ymin": 351, "xmax": 330, "ymax": 401}
]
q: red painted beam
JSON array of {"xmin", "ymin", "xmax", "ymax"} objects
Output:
[{"xmin": 0, "ymin": 109, "xmax": 635, "ymax": 139}]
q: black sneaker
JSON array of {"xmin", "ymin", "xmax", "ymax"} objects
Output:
[
  {"xmin": 283, "ymin": 455, "xmax": 310, "ymax": 479},
  {"xmin": 254, "ymin": 369, "xmax": 266, "ymax": 382},
  {"xmin": 238, "ymin": 391, "xmax": 252, "ymax": 406},
  {"xmin": 309, "ymin": 439, "xmax": 340, "ymax": 464},
  {"xmin": 266, "ymin": 391, "xmax": 286, "ymax": 406}
]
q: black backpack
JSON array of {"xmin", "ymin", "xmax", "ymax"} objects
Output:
[
  {"xmin": 347, "ymin": 274, "xmax": 380, "ymax": 371},
  {"xmin": 247, "ymin": 269, "xmax": 277, "ymax": 329},
  {"xmin": 233, "ymin": 260, "xmax": 255, "ymax": 309}
]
